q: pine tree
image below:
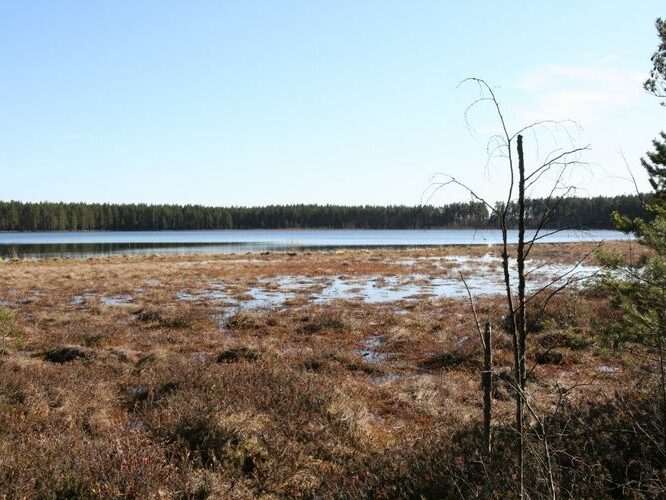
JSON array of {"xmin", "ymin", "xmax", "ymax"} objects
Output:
[
  {"xmin": 644, "ymin": 18, "xmax": 666, "ymax": 105},
  {"xmin": 643, "ymin": 132, "xmax": 666, "ymax": 203},
  {"xmin": 602, "ymin": 16, "xmax": 666, "ymax": 453}
]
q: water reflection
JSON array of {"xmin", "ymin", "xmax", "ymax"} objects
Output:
[
  {"xmin": 0, "ymin": 229, "xmax": 630, "ymax": 259},
  {"xmin": 0, "ymin": 242, "xmax": 283, "ymax": 259}
]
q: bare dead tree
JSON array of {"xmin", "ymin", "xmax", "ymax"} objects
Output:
[
  {"xmin": 426, "ymin": 78, "xmax": 594, "ymax": 498},
  {"xmin": 461, "ymin": 273, "xmax": 493, "ymax": 455},
  {"xmin": 482, "ymin": 321, "xmax": 492, "ymax": 455}
]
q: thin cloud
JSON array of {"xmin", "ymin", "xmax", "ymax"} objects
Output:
[{"xmin": 515, "ymin": 59, "xmax": 644, "ymax": 125}]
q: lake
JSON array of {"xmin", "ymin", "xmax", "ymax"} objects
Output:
[{"xmin": 0, "ymin": 229, "xmax": 630, "ymax": 259}]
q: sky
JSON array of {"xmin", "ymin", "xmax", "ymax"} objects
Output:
[{"xmin": 1, "ymin": 1, "xmax": 664, "ymax": 207}]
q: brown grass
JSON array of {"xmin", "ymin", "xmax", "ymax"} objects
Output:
[{"xmin": 0, "ymin": 241, "xmax": 660, "ymax": 497}]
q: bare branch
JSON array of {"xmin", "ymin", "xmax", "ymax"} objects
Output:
[
  {"xmin": 460, "ymin": 271, "xmax": 486, "ymax": 349},
  {"xmin": 423, "ymin": 174, "xmax": 497, "ymax": 214}
]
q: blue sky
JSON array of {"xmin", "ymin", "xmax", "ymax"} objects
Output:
[{"xmin": 1, "ymin": 1, "xmax": 664, "ymax": 206}]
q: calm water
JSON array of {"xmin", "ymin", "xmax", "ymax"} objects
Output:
[{"xmin": 0, "ymin": 229, "xmax": 629, "ymax": 259}]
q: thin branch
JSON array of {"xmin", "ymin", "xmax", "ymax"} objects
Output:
[
  {"xmin": 423, "ymin": 174, "xmax": 497, "ymax": 214},
  {"xmin": 460, "ymin": 271, "xmax": 485, "ymax": 349}
]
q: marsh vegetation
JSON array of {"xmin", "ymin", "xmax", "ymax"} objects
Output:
[{"xmin": 1, "ymin": 241, "xmax": 663, "ymax": 497}]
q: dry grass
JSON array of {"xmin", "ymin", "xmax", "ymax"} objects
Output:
[{"xmin": 0, "ymin": 241, "xmax": 660, "ymax": 497}]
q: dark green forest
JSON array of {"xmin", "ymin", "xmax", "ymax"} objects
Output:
[{"xmin": 0, "ymin": 194, "xmax": 647, "ymax": 231}]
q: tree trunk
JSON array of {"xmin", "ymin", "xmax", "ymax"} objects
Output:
[
  {"xmin": 516, "ymin": 134, "xmax": 527, "ymax": 498},
  {"xmin": 482, "ymin": 322, "xmax": 493, "ymax": 455},
  {"xmin": 499, "ymin": 226, "xmax": 523, "ymax": 497},
  {"xmin": 517, "ymin": 134, "xmax": 527, "ymax": 390}
]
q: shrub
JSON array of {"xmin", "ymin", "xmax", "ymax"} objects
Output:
[
  {"xmin": 42, "ymin": 345, "xmax": 91, "ymax": 364},
  {"xmin": 216, "ymin": 347, "xmax": 259, "ymax": 363},
  {"xmin": 135, "ymin": 305, "xmax": 201, "ymax": 329},
  {"xmin": 0, "ymin": 307, "xmax": 16, "ymax": 337},
  {"xmin": 419, "ymin": 350, "xmax": 481, "ymax": 370}
]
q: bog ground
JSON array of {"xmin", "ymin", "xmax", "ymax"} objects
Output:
[{"xmin": 0, "ymin": 242, "xmax": 660, "ymax": 498}]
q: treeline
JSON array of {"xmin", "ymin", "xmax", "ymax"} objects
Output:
[
  {"xmin": 496, "ymin": 194, "xmax": 650, "ymax": 229},
  {"xmin": 0, "ymin": 202, "xmax": 488, "ymax": 231},
  {"xmin": 0, "ymin": 195, "xmax": 648, "ymax": 232}
]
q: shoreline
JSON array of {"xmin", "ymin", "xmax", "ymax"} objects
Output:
[{"xmin": 0, "ymin": 237, "xmax": 634, "ymax": 262}]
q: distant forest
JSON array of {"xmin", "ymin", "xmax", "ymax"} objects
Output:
[{"xmin": 0, "ymin": 195, "xmax": 648, "ymax": 231}]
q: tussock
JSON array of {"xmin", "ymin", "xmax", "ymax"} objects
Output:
[{"xmin": 0, "ymin": 243, "xmax": 656, "ymax": 497}]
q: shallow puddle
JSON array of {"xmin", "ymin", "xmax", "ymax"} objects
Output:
[
  {"xmin": 358, "ymin": 335, "xmax": 387, "ymax": 364},
  {"xmin": 315, "ymin": 276, "xmax": 421, "ymax": 303},
  {"xmin": 101, "ymin": 295, "xmax": 133, "ymax": 306},
  {"xmin": 72, "ymin": 293, "xmax": 133, "ymax": 306},
  {"xmin": 172, "ymin": 257, "xmax": 600, "ymax": 317},
  {"xmin": 369, "ymin": 373, "xmax": 420, "ymax": 384}
]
